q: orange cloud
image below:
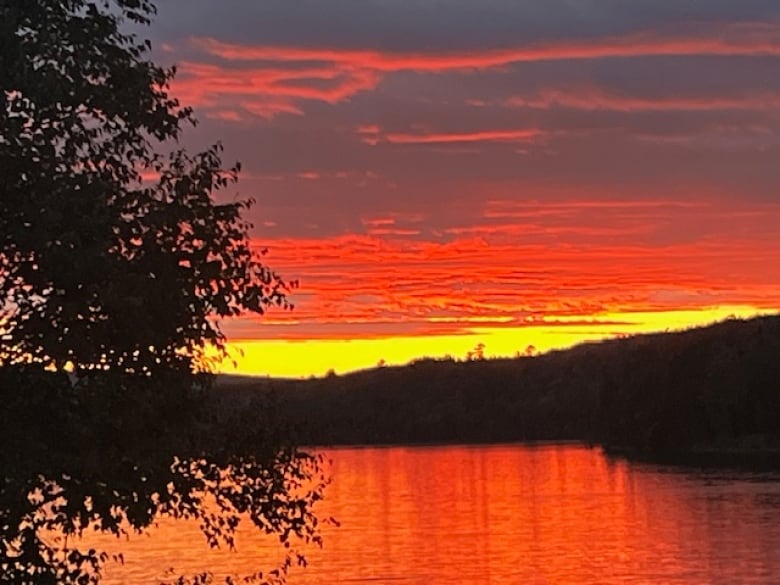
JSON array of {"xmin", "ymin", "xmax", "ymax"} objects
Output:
[
  {"xmin": 230, "ymin": 197, "xmax": 780, "ymax": 345},
  {"xmin": 367, "ymin": 228, "xmax": 421, "ymax": 236}
]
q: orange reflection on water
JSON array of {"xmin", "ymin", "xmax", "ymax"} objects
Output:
[
  {"xmin": 98, "ymin": 444, "xmax": 780, "ymax": 584},
  {"xmin": 314, "ymin": 445, "xmax": 641, "ymax": 583}
]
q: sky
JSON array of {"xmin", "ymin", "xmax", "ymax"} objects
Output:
[{"xmin": 146, "ymin": 1, "xmax": 780, "ymax": 377}]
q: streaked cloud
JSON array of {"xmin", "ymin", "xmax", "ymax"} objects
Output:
[
  {"xmin": 167, "ymin": 22, "xmax": 780, "ymax": 120},
  {"xmin": 505, "ymin": 87, "xmax": 780, "ymax": 112},
  {"xmin": 366, "ymin": 128, "xmax": 547, "ymax": 146},
  {"xmin": 226, "ymin": 199, "xmax": 780, "ymax": 343},
  {"xmin": 193, "ymin": 22, "xmax": 780, "ymax": 69}
]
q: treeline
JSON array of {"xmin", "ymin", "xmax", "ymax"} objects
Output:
[{"xmin": 217, "ymin": 315, "xmax": 780, "ymax": 459}]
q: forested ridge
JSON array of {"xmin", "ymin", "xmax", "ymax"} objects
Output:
[{"xmin": 217, "ymin": 315, "xmax": 780, "ymax": 462}]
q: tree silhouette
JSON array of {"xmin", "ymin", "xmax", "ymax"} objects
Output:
[
  {"xmin": 0, "ymin": 1, "xmax": 326, "ymax": 583},
  {"xmin": 467, "ymin": 342, "xmax": 485, "ymax": 361}
]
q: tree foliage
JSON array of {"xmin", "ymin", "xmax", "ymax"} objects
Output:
[{"xmin": 0, "ymin": 1, "xmax": 326, "ymax": 583}]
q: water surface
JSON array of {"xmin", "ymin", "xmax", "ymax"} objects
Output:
[{"xmin": 98, "ymin": 444, "xmax": 780, "ymax": 584}]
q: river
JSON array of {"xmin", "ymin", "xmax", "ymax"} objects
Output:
[{"xmin": 97, "ymin": 444, "xmax": 780, "ymax": 584}]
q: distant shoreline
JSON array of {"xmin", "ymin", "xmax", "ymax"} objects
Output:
[{"xmin": 214, "ymin": 314, "xmax": 780, "ymax": 471}]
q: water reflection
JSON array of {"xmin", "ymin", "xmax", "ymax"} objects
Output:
[{"xmin": 98, "ymin": 444, "xmax": 780, "ymax": 584}]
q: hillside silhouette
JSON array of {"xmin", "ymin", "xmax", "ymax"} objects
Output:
[{"xmin": 217, "ymin": 315, "xmax": 780, "ymax": 463}]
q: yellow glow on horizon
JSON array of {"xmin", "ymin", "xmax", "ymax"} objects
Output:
[{"xmin": 219, "ymin": 305, "xmax": 774, "ymax": 378}]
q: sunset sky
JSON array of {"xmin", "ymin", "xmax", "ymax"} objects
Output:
[{"xmin": 147, "ymin": 1, "xmax": 780, "ymax": 377}]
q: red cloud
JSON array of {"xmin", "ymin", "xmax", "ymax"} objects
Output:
[
  {"xmin": 171, "ymin": 60, "xmax": 377, "ymax": 118},
  {"xmin": 174, "ymin": 22, "xmax": 780, "ymax": 119},
  {"xmin": 193, "ymin": 23, "xmax": 780, "ymax": 71}
]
